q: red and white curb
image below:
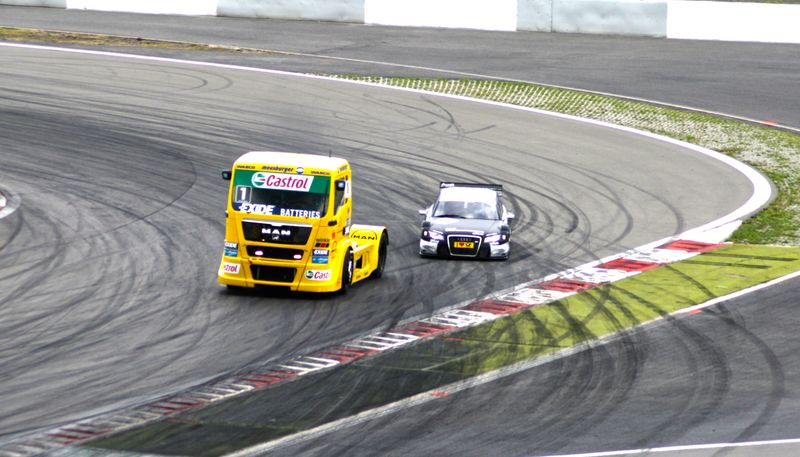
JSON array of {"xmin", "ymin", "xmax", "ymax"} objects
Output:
[{"xmin": 0, "ymin": 230, "xmax": 734, "ymax": 457}]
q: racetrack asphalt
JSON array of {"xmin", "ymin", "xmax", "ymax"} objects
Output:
[
  {"xmin": 1, "ymin": 7, "xmax": 799, "ymax": 457},
  {"xmin": 1, "ymin": 5, "xmax": 799, "ymax": 130}
]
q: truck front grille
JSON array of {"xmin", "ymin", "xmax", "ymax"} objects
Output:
[
  {"xmin": 241, "ymin": 220, "xmax": 311, "ymax": 245},
  {"xmin": 250, "ymin": 265, "xmax": 296, "ymax": 283}
]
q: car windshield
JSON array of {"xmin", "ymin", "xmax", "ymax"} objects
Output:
[
  {"xmin": 231, "ymin": 170, "xmax": 330, "ymax": 218},
  {"xmin": 433, "ymin": 200, "xmax": 499, "ymax": 220}
]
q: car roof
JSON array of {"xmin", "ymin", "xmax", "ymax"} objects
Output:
[{"xmin": 438, "ymin": 186, "xmax": 498, "ymax": 205}]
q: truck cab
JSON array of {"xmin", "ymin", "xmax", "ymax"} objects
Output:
[{"xmin": 218, "ymin": 151, "xmax": 388, "ymax": 293}]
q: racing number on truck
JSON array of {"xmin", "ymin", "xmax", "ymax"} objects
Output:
[{"xmin": 235, "ymin": 186, "xmax": 252, "ymax": 202}]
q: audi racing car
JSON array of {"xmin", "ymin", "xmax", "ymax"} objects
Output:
[{"xmin": 418, "ymin": 182, "xmax": 514, "ymax": 260}]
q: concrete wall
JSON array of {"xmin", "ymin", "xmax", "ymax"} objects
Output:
[
  {"xmin": 65, "ymin": 0, "xmax": 216, "ymax": 15},
  {"xmin": 517, "ymin": 0, "xmax": 552, "ymax": 32},
  {"xmin": 2, "ymin": 0, "xmax": 65, "ymax": 7},
  {"xmin": 667, "ymin": 1, "xmax": 800, "ymax": 43},
  {"xmin": 217, "ymin": 0, "xmax": 364, "ymax": 22},
  {"xmin": 551, "ymin": 0, "xmax": 667, "ymax": 36},
  {"xmin": 364, "ymin": 0, "xmax": 517, "ymax": 31},
  {"xmin": 2, "ymin": 0, "xmax": 799, "ymax": 43}
]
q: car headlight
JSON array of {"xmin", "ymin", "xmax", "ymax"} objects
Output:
[
  {"xmin": 484, "ymin": 232, "xmax": 508, "ymax": 244},
  {"xmin": 422, "ymin": 229, "xmax": 445, "ymax": 241}
]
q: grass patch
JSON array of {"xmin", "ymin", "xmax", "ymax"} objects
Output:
[
  {"xmin": 0, "ymin": 26, "xmax": 258, "ymax": 52},
  {"xmin": 375, "ymin": 245, "xmax": 800, "ymax": 376},
  {"xmin": 325, "ymin": 76, "xmax": 800, "ymax": 246}
]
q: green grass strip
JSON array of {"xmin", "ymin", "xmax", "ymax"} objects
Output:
[
  {"xmin": 326, "ymin": 76, "xmax": 800, "ymax": 246},
  {"xmin": 378, "ymin": 244, "xmax": 800, "ymax": 376}
]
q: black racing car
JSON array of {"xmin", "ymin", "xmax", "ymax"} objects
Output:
[{"xmin": 418, "ymin": 182, "xmax": 514, "ymax": 259}]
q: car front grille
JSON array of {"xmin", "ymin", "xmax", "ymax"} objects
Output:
[
  {"xmin": 447, "ymin": 235, "xmax": 482, "ymax": 257},
  {"xmin": 250, "ymin": 265, "xmax": 296, "ymax": 283}
]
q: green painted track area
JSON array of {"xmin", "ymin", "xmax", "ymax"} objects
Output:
[{"xmin": 85, "ymin": 245, "xmax": 800, "ymax": 457}]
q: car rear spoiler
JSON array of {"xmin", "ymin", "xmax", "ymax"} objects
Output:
[{"xmin": 440, "ymin": 182, "xmax": 503, "ymax": 192}]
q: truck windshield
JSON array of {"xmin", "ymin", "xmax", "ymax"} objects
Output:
[{"xmin": 231, "ymin": 170, "xmax": 330, "ymax": 219}]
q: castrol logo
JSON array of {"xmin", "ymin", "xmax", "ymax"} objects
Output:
[
  {"xmin": 305, "ymin": 270, "xmax": 331, "ymax": 281},
  {"xmin": 251, "ymin": 172, "xmax": 313, "ymax": 192},
  {"xmin": 221, "ymin": 262, "xmax": 240, "ymax": 275}
]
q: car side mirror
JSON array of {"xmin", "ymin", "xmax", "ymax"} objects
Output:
[
  {"xmin": 221, "ymin": 170, "xmax": 232, "ymax": 180},
  {"xmin": 506, "ymin": 211, "xmax": 515, "ymax": 224},
  {"xmin": 418, "ymin": 208, "xmax": 428, "ymax": 217}
]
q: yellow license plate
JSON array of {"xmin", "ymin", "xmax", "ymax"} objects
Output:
[{"xmin": 454, "ymin": 241, "xmax": 474, "ymax": 248}]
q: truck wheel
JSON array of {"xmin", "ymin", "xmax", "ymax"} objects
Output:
[
  {"xmin": 370, "ymin": 232, "xmax": 388, "ymax": 279},
  {"xmin": 339, "ymin": 249, "xmax": 354, "ymax": 294}
]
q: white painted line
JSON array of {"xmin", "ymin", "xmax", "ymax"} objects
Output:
[
  {"xmin": 532, "ymin": 436, "xmax": 800, "ymax": 456},
  {"xmin": 500, "ymin": 287, "xmax": 572, "ymax": 305},
  {"xmin": 559, "ymin": 267, "xmax": 639, "ymax": 284},
  {"xmin": 676, "ymin": 268, "xmax": 800, "ymax": 315},
  {"xmin": 624, "ymin": 248, "xmax": 698, "ymax": 264},
  {"xmin": 383, "ymin": 333, "xmax": 420, "ymax": 341}
]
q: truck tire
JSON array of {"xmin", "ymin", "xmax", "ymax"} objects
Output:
[
  {"xmin": 370, "ymin": 231, "xmax": 388, "ymax": 279},
  {"xmin": 339, "ymin": 249, "xmax": 354, "ymax": 294}
]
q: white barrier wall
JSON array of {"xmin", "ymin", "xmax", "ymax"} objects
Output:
[
  {"xmin": 2, "ymin": 0, "xmax": 800, "ymax": 43},
  {"xmin": 217, "ymin": 0, "xmax": 364, "ymax": 22},
  {"xmin": 551, "ymin": 0, "xmax": 666, "ymax": 36},
  {"xmin": 65, "ymin": 0, "xmax": 217, "ymax": 15},
  {"xmin": 2, "ymin": 0, "xmax": 64, "ymax": 6},
  {"xmin": 364, "ymin": 0, "xmax": 518, "ymax": 32},
  {"xmin": 667, "ymin": 1, "xmax": 800, "ymax": 43}
]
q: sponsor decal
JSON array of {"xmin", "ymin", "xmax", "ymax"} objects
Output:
[
  {"xmin": 310, "ymin": 170, "xmax": 330, "ymax": 176},
  {"xmin": 305, "ymin": 269, "xmax": 331, "ymax": 281},
  {"xmin": 312, "ymin": 257, "xmax": 329, "ymax": 265},
  {"xmin": 225, "ymin": 241, "xmax": 238, "ymax": 249},
  {"xmin": 313, "ymin": 249, "xmax": 329, "ymax": 257},
  {"xmin": 251, "ymin": 172, "xmax": 313, "ymax": 192},
  {"xmin": 237, "ymin": 165, "xmax": 255, "ymax": 169},
  {"xmin": 221, "ymin": 262, "xmax": 241, "ymax": 275},
  {"xmin": 351, "ymin": 230, "xmax": 378, "ymax": 241},
  {"xmin": 235, "ymin": 202, "xmax": 321, "ymax": 218},
  {"xmin": 261, "ymin": 165, "xmax": 294, "ymax": 173},
  {"xmin": 239, "ymin": 202, "xmax": 276, "ymax": 215},
  {"xmin": 297, "ymin": 167, "xmax": 305, "ymax": 174},
  {"xmin": 280, "ymin": 208, "xmax": 321, "ymax": 218}
]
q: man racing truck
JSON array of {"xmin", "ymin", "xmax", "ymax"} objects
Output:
[{"xmin": 218, "ymin": 151, "xmax": 388, "ymax": 293}]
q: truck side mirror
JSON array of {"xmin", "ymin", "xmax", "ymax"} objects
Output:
[{"xmin": 221, "ymin": 170, "xmax": 232, "ymax": 180}]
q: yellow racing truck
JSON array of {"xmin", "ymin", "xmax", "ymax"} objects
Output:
[{"xmin": 218, "ymin": 151, "xmax": 388, "ymax": 293}]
